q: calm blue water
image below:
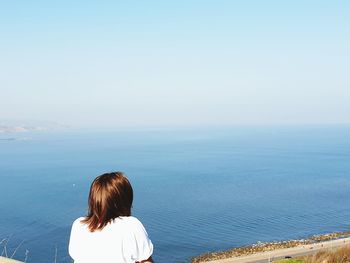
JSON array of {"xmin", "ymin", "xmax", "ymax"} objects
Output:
[{"xmin": 1, "ymin": 126, "xmax": 350, "ymax": 263}]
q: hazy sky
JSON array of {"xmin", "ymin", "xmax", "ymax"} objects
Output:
[{"xmin": 1, "ymin": 1, "xmax": 349, "ymax": 127}]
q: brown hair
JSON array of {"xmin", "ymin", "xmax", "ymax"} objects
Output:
[{"xmin": 81, "ymin": 172, "xmax": 133, "ymax": 232}]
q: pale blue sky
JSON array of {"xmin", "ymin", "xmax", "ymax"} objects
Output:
[{"xmin": 1, "ymin": 1, "xmax": 349, "ymax": 127}]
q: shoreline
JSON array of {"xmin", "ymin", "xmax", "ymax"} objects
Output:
[{"xmin": 192, "ymin": 231, "xmax": 350, "ymax": 262}]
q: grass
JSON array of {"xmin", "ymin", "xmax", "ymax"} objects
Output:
[
  {"xmin": 1, "ymin": 237, "xmax": 28, "ymax": 263},
  {"xmin": 274, "ymin": 260, "xmax": 304, "ymax": 263},
  {"xmin": 1, "ymin": 236, "xmax": 59, "ymax": 263},
  {"xmin": 301, "ymin": 245, "xmax": 350, "ymax": 263},
  {"xmin": 274, "ymin": 245, "xmax": 350, "ymax": 263}
]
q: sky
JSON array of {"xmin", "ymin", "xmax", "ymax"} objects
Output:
[{"xmin": 0, "ymin": 1, "xmax": 349, "ymax": 128}]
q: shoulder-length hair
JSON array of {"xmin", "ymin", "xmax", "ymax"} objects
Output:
[{"xmin": 81, "ymin": 172, "xmax": 133, "ymax": 232}]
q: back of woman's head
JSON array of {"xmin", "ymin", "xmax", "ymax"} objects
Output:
[{"xmin": 82, "ymin": 172, "xmax": 133, "ymax": 232}]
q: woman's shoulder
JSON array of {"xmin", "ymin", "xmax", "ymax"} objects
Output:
[
  {"xmin": 115, "ymin": 216, "xmax": 147, "ymax": 230},
  {"xmin": 71, "ymin": 217, "xmax": 87, "ymax": 228},
  {"xmin": 118, "ymin": 216, "xmax": 142, "ymax": 225},
  {"xmin": 73, "ymin": 216, "xmax": 85, "ymax": 223}
]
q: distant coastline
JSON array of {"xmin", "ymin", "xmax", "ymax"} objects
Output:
[
  {"xmin": 192, "ymin": 231, "xmax": 350, "ymax": 262},
  {"xmin": 0, "ymin": 125, "xmax": 50, "ymax": 133},
  {"xmin": 0, "ymin": 123, "xmax": 70, "ymax": 133}
]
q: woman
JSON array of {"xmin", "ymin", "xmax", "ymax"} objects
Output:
[{"xmin": 69, "ymin": 172, "xmax": 154, "ymax": 263}]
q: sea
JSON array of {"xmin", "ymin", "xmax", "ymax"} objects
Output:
[{"xmin": 1, "ymin": 125, "xmax": 350, "ymax": 263}]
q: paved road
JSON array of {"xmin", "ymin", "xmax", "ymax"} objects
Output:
[{"xmin": 206, "ymin": 237, "xmax": 350, "ymax": 263}]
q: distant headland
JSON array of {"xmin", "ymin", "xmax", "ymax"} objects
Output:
[{"xmin": 0, "ymin": 121, "xmax": 70, "ymax": 133}]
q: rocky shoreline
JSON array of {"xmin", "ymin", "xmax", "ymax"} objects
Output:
[{"xmin": 191, "ymin": 231, "xmax": 350, "ymax": 262}]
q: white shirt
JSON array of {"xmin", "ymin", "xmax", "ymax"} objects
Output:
[{"xmin": 69, "ymin": 216, "xmax": 153, "ymax": 263}]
